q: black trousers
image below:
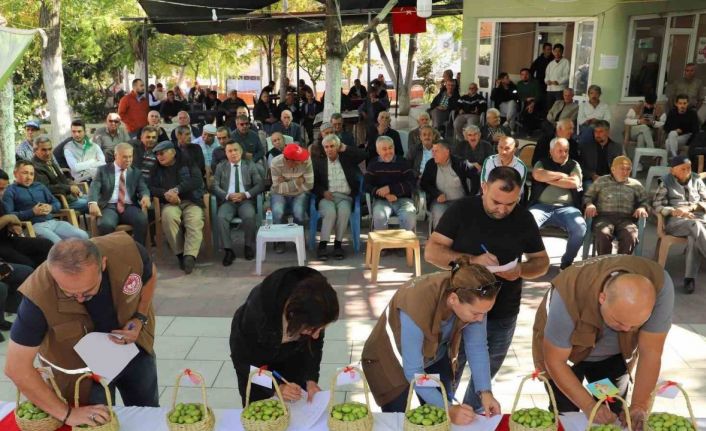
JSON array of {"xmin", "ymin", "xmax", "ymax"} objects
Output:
[
  {"xmin": 98, "ymin": 204, "xmax": 148, "ymax": 245},
  {"xmin": 547, "ymin": 354, "xmax": 630, "ymax": 414},
  {"xmin": 0, "ymin": 236, "xmax": 53, "ymax": 268}
]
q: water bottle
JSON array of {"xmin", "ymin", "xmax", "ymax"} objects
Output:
[{"xmin": 265, "ymin": 209, "xmax": 273, "ymax": 229}]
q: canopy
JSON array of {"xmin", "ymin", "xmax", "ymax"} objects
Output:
[{"xmin": 0, "ymin": 26, "xmax": 45, "ymax": 87}]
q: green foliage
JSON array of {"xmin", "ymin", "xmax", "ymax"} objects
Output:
[{"xmin": 416, "ymin": 57, "xmax": 437, "ymax": 102}]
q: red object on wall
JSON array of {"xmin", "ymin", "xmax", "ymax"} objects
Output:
[{"xmin": 391, "ymin": 7, "xmax": 427, "ymax": 34}]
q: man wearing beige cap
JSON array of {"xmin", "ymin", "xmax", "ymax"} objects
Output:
[{"xmin": 583, "ymin": 156, "xmax": 649, "ymax": 256}]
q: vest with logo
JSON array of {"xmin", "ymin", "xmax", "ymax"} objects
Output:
[
  {"xmin": 361, "ymin": 272, "xmax": 465, "ymax": 406},
  {"xmin": 532, "ymin": 255, "xmax": 664, "ymax": 374},
  {"xmin": 18, "ymin": 232, "xmax": 156, "ymax": 404}
]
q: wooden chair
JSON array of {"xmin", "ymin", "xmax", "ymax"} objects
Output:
[
  {"xmin": 516, "ymin": 143, "xmax": 535, "ymax": 169},
  {"xmin": 698, "ymin": 155, "xmax": 704, "ymax": 174},
  {"xmin": 655, "ymin": 212, "xmax": 688, "ymax": 268},
  {"xmin": 150, "ymin": 194, "xmax": 213, "ymax": 258},
  {"xmin": 20, "ymin": 221, "xmax": 36, "ymax": 238}
]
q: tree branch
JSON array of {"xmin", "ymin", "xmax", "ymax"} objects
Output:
[
  {"xmin": 373, "ymin": 28, "xmax": 396, "ymax": 83},
  {"xmin": 345, "ymin": 0, "xmax": 398, "ymax": 52}
]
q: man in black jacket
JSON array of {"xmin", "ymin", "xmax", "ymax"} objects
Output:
[
  {"xmin": 420, "ymin": 140, "xmax": 475, "ymax": 230},
  {"xmin": 174, "ymin": 125, "xmax": 206, "ymax": 178},
  {"xmin": 31, "ymin": 135, "xmax": 88, "ymax": 213},
  {"xmin": 530, "ymin": 43, "xmax": 554, "ymax": 94},
  {"xmin": 491, "ymin": 72, "xmax": 520, "ymax": 133},
  {"xmin": 365, "ymin": 111, "xmax": 404, "ymax": 163},
  {"xmin": 429, "ymin": 79, "xmax": 459, "ymax": 135},
  {"xmin": 221, "ymin": 90, "xmax": 249, "ymax": 130},
  {"xmin": 664, "ymin": 94, "xmax": 700, "ymax": 157},
  {"xmin": 312, "ymin": 135, "xmax": 367, "ymax": 260}
]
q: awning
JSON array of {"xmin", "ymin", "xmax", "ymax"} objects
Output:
[{"xmin": 0, "ymin": 26, "xmax": 46, "ymax": 87}]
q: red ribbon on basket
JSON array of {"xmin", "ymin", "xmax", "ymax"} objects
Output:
[
  {"xmin": 604, "ymin": 396, "xmax": 615, "ymax": 404},
  {"xmin": 184, "ymin": 369, "xmax": 201, "ymax": 385},
  {"xmin": 531, "ymin": 369, "xmax": 541, "ymax": 380},
  {"xmin": 90, "ymin": 373, "xmax": 102, "ymax": 384},
  {"xmin": 258, "ymin": 365, "xmax": 268, "ymax": 376},
  {"xmin": 342, "ymin": 366, "xmax": 356, "ymax": 378},
  {"xmin": 657, "ymin": 380, "xmax": 677, "ymax": 395},
  {"xmin": 417, "ymin": 374, "xmax": 430, "ymax": 385}
]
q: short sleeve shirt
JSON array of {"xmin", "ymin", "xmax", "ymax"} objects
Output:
[
  {"xmin": 534, "ymin": 160, "xmax": 582, "ymax": 206},
  {"xmin": 435, "ymin": 195, "xmax": 546, "ymax": 319}
]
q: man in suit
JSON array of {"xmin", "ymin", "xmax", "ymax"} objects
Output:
[
  {"xmin": 31, "ymin": 135, "xmax": 88, "ymax": 213},
  {"xmin": 312, "ymin": 134, "xmax": 367, "ymax": 260},
  {"xmin": 88, "ymin": 143, "xmax": 151, "ymax": 245},
  {"xmin": 211, "ymin": 142, "xmax": 264, "ymax": 266}
]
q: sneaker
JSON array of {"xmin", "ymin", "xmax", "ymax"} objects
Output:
[
  {"xmin": 183, "ymin": 255, "xmax": 196, "ymax": 274},
  {"xmin": 684, "ymin": 278, "xmax": 696, "ymax": 294},
  {"xmin": 317, "ymin": 241, "xmax": 329, "ymax": 261},
  {"xmin": 333, "ymin": 241, "xmax": 344, "ymax": 260}
]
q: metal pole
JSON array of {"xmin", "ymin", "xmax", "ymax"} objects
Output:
[
  {"xmin": 295, "ymin": 31, "xmax": 300, "ymax": 98},
  {"xmin": 143, "ymin": 20, "xmax": 149, "ymax": 84},
  {"xmin": 367, "ymin": 12, "xmax": 371, "ymax": 87},
  {"xmin": 395, "ymin": 33, "xmax": 401, "ymax": 118}
]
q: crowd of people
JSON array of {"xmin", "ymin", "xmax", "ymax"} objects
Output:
[{"xmin": 0, "ymin": 65, "xmax": 705, "ymax": 429}]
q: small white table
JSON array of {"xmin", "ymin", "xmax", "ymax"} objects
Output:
[{"xmin": 255, "ymin": 224, "xmax": 306, "ymax": 275}]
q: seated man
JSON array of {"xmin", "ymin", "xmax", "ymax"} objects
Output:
[
  {"xmin": 331, "ymin": 112, "xmax": 355, "ymax": 148},
  {"xmin": 409, "ymin": 112, "xmax": 440, "ymax": 157},
  {"xmin": 480, "ymin": 136, "xmax": 528, "ymax": 188},
  {"xmin": 193, "ymin": 124, "xmax": 219, "ymax": 171},
  {"xmin": 490, "ymin": 72, "xmax": 519, "ymax": 132},
  {"xmin": 63, "ymin": 120, "xmax": 106, "ymax": 182},
  {"xmin": 308, "ymin": 121, "xmax": 335, "ymax": 159},
  {"xmin": 663, "ymin": 94, "xmax": 700, "ymax": 157},
  {"xmin": 276, "ymin": 92, "xmax": 300, "ymax": 124},
  {"xmin": 232, "ymin": 114, "xmax": 264, "ymax": 164},
  {"xmin": 146, "ymin": 110, "xmax": 170, "ymax": 142},
  {"xmin": 533, "ymin": 255, "xmax": 674, "ymax": 428},
  {"xmin": 174, "ymin": 125, "xmax": 206, "ymax": 177},
  {"xmin": 272, "ymin": 109, "xmax": 302, "ymax": 143},
  {"xmin": 88, "ymin": 143, "xmax": 151, "ymax": 245},
  {"xmin": 653, "ymin": 156, "xmax": 706, "ymax": 293},
  {"xmin": 407, "ymin": 125, "xmax": 437, "ymax": 178},
  {"xmin": 624, "ymin": 93, "xmax": 665, "ymax": 156},
  {"xmin": 364, "ymin": 136, "xmax": 417, "ymax": 232},
  {"xmin": 429, "ymin": 79, "xmax": 459, "ymax": 134},
  {"xmin": 92, "ymin": 113, "xmax": 130, "ymax": 162},
  {"xmin": 31, "ymin": 135, "xmax": 88, "ymax": 213},
  {"xmin": 131, "ymin": 126, "xmax": 160, "ymax": 180},
  {"xmin": 270, "ymin": 144, "xmax": 314, "ymax": 253},
  {"xmin": 480, "ymin": 108, "xmax": 512, "ymax": 145},
  {"xmin": 454, "ymin": 125, "xmax": 494, "ymax": 195},
  {"xmin": 211, "ymin": 142, "xmax": 264, "ymax": 266},
  {"xmin": 312, "ymin": 135, "xmax": 367, "ymax": 260},
  {"xmin": 453, "ymin": 82, "xmax": 486, "ymax": 142},
  {"xmin": 543, "ymin": 88, "xmax": 578, "ymax": 136},
  {"xmin": 15, "ymin": 120, "xmax": 42, "ymax": 163},
  {"xmin": 533, "ymin": 119, "xmax": 580, "ymax": 166},
  {"xmin": 210, "ymin": 127, "xmax": 233, "ymax": 173},
  {"xmin": 2, "ymin": 161, "xmax": 89, "ymax": 244},
  {"xmin": 169, "ymin": 111, "xmax": 199, "ymax": 142},
  {"xmin": 583, "ymin": 156, "xmax": 649, "ymax": 256},
  {"xmin": 529, "ymin": 138, "xmax": 586, "ymax": 270},
  {"xmin": 267, "ymin": 132, "xmax": 286, "ymax": 167},
  {"xmin": 365, "ymin": 111, "xmax": 404, "ymax": 163},
  {"xmin": 577, "ymin": 85, "xmax": 611, "ymax": 144},
  {"xmin": 579, "ymin": 120, "xmax": 623, "ymax": 191},
  {"xmin": 148, "ymin": 141, "xmax": 205, "ymax": 274},
  {"xmin": 420, "ymin": 140, "xmax": 474, "ymax": 229}
]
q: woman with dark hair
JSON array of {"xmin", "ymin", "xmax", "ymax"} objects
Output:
[
  {"xmin": 253, "ymin": 90, "xmax": 278, "ymax": 135},
  {"xmin": 362, "ymin": 259, "xmax": 502, "ymax": 425},
  {"xmin": 230, "ymin": 266, "xmax": 339, "ymax": 405}
]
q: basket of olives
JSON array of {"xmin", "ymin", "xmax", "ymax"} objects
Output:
[
  {"xmin": 240, "ymin": 369, "xmax": 289, "ymax": 431},
  {"xmin": 166, "ymin": 370, "xmax": 215, "ymax": 431},
  {"xmin": 72, "ymin": 373, "xmax": 119, "ymax": 431},
  {"xmin": 646, "ymin": 382, "xmax": 697, "ymax": 431},
  {"xmin": 509, "ymin": 372, "xmax": 559, "ymax": 431},
  {"xmin": 402, "ymin": 375, "xmax": 450, "ymax": 431},
  {"xmin": 327, "ymin": 366, "xmax": 373, "ymax": 431},
  {"xmin": 15, "ymin": 369, "xmax": 64, "ymax": 431},
  {"xmin": 585, "ymin": 395, "xmax": 632, "ymax": 431}
]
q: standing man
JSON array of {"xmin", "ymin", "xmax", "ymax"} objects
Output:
[
  {"xmin": 211, "ymin": 142, "xmax": 264, "ymax": 265},
  {"xmin": 5, "ymin": 233, "xmax": 159, "ymax": 428},
  {"xmin": 531, "ymin": 43, "xmax": 554, "ymax": 95},
  {"xmin": 425, "ymin": 166, "xmax": 549, "ymax": 410},
  {"xmin": 118, "ymin": 78, "xmax": 150, "ymax": 138},
  {"xmin": 544, "ymin": 43, "xmax": 570, "ymax": 108},
  {"xmin": 88, "ymin": 143, "xmax": 151, "ymax": 245},
  {"xmin": 667, "ymin": 63, "xmax": 704, "ymax": 110},
  {"xmin": 533, "ymin": 255, "xmax": 674, "ymax": 429},
  {"xmin": 92, "ymin": 113, "xmax": 130, "ymax": 162},
  {"xmin": 63, "ymin": 120, "xmax": 106, "ymax": 183}
]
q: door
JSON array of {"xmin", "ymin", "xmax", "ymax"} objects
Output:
[{"xmin": 571, "ymin": 19, "xmax": 596, "ymax": 97}]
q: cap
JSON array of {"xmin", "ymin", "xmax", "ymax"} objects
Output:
[
  {"xmin": 202, "ymin": 124, "xmax": 217, "ymax": 135},
  {"xmin": 154, "ymin": 141, "xmax": 175, "ymax": 152},
  {"xmin": 283, "ymin": 143, "xmax": 309, "ymax": 161},
  {"xmin": 669, "ymin": 156, "xmax": 691, "ymax": 168},
  {"xmin": 320, "ymin": 122, "xmax": 333, "ymax": 131},
  {"xmin": 611, "ymin": 155, "xmax": 632, "ymax": 168},
  {"xmin": 24, "ymin": 120, "xmax": 40, "ymax": 130}
]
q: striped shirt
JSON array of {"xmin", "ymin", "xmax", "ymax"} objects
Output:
[
  {"xmin": 480, "ymin": 155, "xmax": 528, "ymax": 186},
  {"xmin": 583, "ymin": 175, "xmax": 649, "ymax": 215},
  {"xmin": 270, "ymin": 154, "xmax": 314, "ymax": 196}
]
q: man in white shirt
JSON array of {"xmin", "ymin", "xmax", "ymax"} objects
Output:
[
  {"xmin": 624, "ymin": 93, "xmax": 666, "ymax": 166},
  {"xmin": 193, "ymin": 124, "xmax": 219, "ymax": 169},
  {"xmin": 577, "ymin": 85, "xmax": 612, "ymax": 144},
  {"xmin": 544, "ymin": 43, "xmax": 571, "ymax": 109},
  {"xmin": 64, "ymin": 120, "xmax": 106, "ymax": 182}
]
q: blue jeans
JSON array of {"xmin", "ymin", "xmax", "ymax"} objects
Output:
[
  {"xmin": 33, "ymin": 219, "xmax": 89, "ymax": 244},
  {"xmin": 89, "ymin": 347, "xmax": 159, "ymax": 407},
  {"xmin": 372, "ymin": 198, "xmax": 416, "ymax": 231},
  {"xmin": 69, "ymin": 197, "xmax": 89, "ymax": 214},
  {"xmin": 461, "ymin": 315, "xmax": 518, "ymax": 411},
  {"xmin": 530, "ymin": 203, "xmax": 587, "ymax": 267},
  {"xmin": 271, "ymin": 193, "xmax": 308, "ymax": 225}
]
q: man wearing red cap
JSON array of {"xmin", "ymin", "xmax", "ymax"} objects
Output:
[{"xmin": 270, "ymin": 144, "xmax": 314, "ymax": 253}]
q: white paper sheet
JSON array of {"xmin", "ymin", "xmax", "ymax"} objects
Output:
[
  {"xmin": 486, "ymin": 258, "xmax": 519, "ymax": 274},
  {"xmin": 559, "ymin": 411, "xmax": 628, "ymax": 431},
  {"xmin": 451, "ymin": 413, "xmax": 503, "ymax": 431},
  {"xmin": 248, "ymin": 366, "xmax": 273, "ymax": 388},
  {"xmin": 335, "ymin": 367, "xmax": 362, "ymax": 386},
  {"xmin": 73, "ymin": 332, "xmax": 139, "ymax": 383},
  {"xmin": 281, "ymin": 390, "xmax": 330, "ymax": 431}
]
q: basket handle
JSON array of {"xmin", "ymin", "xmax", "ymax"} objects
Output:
[
  {"xmin": 16, "ymin": 367, "xmax": 66, "ymax": 408},
  {"xmin": 404, "ymin": 375, "xmax": 450, "ymax": 418},
  {"xmin": 171, "ymin": 369, "xmax": 210, "ymax": 412},
  {"xmin": 244, "ymin": 369, "xmax": 287, "ymax": 414},
  {"xmin": 74, "ymin": 373, "xmax": 115, "ymax": 419},
  {"xmin": 510, "ymin": 372, "xmax": 559, "ymax": 426},
  {"xmin": 648, "ymin": 381, "xmax": 697, "ymax": 430},
  {"xmin": 585, "ymin": 395, "xmax": 632, "ymax": 431},
  {"xmin": 327, "ymin": 365, "xmax": 371, "ymax": 413}
]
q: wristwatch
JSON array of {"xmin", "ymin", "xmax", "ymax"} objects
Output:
[{"xmin": 132, "ymin": 312, "xmax": 148, "ymax": 327}]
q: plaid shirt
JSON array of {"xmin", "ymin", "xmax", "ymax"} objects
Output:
[{"xmin": 583, "ymin": 175, "xmax": 649, "ymax": 215}]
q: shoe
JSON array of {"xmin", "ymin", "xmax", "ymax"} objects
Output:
[
  {"xmin": 0, "ymin": 320, "xmax": 12, "ymax": 331},
  {"xmin": 684, "ymin": 278, "xmax": 696, "ymax": 294},
  {"xmin": 222, "ymin": 249, "xmax": 235, "ymax": 266},
  {"xmin": 333, "ymin": 241, "xmax": 344, "ymax": 260},
  {"xmin": 274, "ymin": 242, "xmax": 286, "ymax": 254},
  {"xmin": 244, "ymin": 246, "xmax": 255, "ymax": 261},
  {"xmin": 177, "ymin": 253, "xmax": 185, "ymax": 270},
  {"xmin": 183, "ymin": 255, "xmax": 196, "ymax": 274},
  {"xmin": 317, "ymin": 242, "xmax": 329, "ymax": 261}
]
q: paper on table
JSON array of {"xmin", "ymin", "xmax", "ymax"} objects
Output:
[
  {"xmin": 248, "ymin": 366, "xmax": 272, "ymax": 389},
  {"xmin": 486, "ymin": 258, "xmax": 518, "ymax": 274},
  {"xmin": 559, "ymin": 411, "xmax": 628, "ymax": 431},
  {"xmin": 73, "ymin": 332, "xmax": 139, "ymax": 383},
  {"xmin": 451, "ymin": 413, "xmax": 503, "ymax": 431},
  {"xmin": 281, "ymin": 390, "xmax": 330, "ymax": 431}
]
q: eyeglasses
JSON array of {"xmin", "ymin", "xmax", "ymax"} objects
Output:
[
  {"xmin": 449, "ymin": 262, "xmax": 502, "ymax": 297},
  {"xmin": 237, "ymin": 123, "xmax": 249, "ymax": 126},
  {"xmin": 108, "ymin": 119, "xmax": 121, "ymax": 123}
]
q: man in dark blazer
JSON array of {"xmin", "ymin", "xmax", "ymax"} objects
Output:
[
  {"xmin": 31, "ymin": 135, "xmax": 88, "ymax": 213},
  {"xmin": 211, "ymin": 141, "xmax": 264, "ymax": 265},
  {"xmin": 88, "ymin": 142, "xmax": 151, "ymax": 245},
  {"xmin": 312, "ymin": 134, "xmax": 367, "ymax": 260},
  {"xmin": 420, "ymin": 140, "xmax": 475, "ymax": 230}
]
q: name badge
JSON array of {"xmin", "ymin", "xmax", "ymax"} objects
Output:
[{"xmin": 123, "ymin": 273, "xmax": 142, "ymax": 295}]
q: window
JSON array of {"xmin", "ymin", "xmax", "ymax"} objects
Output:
[{"xmin": 624, "ymin": 17, "xmax": 666, "ymax": 98}]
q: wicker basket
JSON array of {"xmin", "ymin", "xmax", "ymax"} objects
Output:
[
  {"xmin": 15, "ymin": 369, "xmax": 65, "ymax": 431},
  {"xmin": 645, "ymin": 382, "xmax": 698, "ymax": 431},
  {"xmin": 72, "ymin": 373, "xmax": 119, "ymax": 431},
  {"xmin": 585, "ymin": 395, "xmax": 632, "ymax": 431},
  {"xmin": 402, "ymin": 375, "xmax": 450, "ymax": 431},
  {"xmin": 508, "ymin": 372, "xmax": 559, "ymax": 431},
  {"xmin": 327, "ymin": 366, "xmax": 373, "ymax": 431},
  {"xmin": 240, "ymin": 369, "xmax": 290, "ymax": 431},
  {"xmin": 166, "ymin": 370, "xmax": 215, "ymax": 431}
]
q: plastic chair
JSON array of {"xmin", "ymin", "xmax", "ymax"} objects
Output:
[
  {"xmin": 210, "ymin": 193, "xmax": 264, "ymax": 251},
  {"xmin": 644, "ymin": 166, "xmax": 671, "ymax": 193},
  {"xmin": 581, "ymin": 216, "xmax": 647, "ymax": 260},
  {"xmin": 308, "ymin": 176, "xmax": 362, "ymax": 252},
  {"xmin": 365, "ymin": 190, "xmax": 420, "ymax": 233},
  {"xmin": 398, "ymin": 130, "xmax": 409, "ymax": 157},
  {"xmin": 632, "ymin": 148, "xmax": 668, "ymax": 178},
  {"xmin": 655, "ymin": 211, "xmax": 687, "ymax": 267}
]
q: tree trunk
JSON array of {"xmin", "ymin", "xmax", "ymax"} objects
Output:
[
  {"xmin": 279, "ymin": 32, "xmax": 288, "ymax": 101},
  {"xmin": 133, "ymin": 59, "xmax": 146, "ymax": 82},
  {"xmin": 176, "ymin": 64, "xmax": 186, "ymax": 87},
  {"xmin": 374, "ymin": 26, "xmax": 418, "ymax": 115},
  {"xmin": 40, "ymin": 0, "xmax": 71, "ymax": 145},
  {"xmin": 130, "ymin": 24, "xmax": 147, "ymax": 82},
  {"xmin": 398, "ymin": 33, "xmax": 417, "ymax": 115},
  {"xmin": 0, "ymin": 80, "xmax": 14, "ymax": 173}
]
